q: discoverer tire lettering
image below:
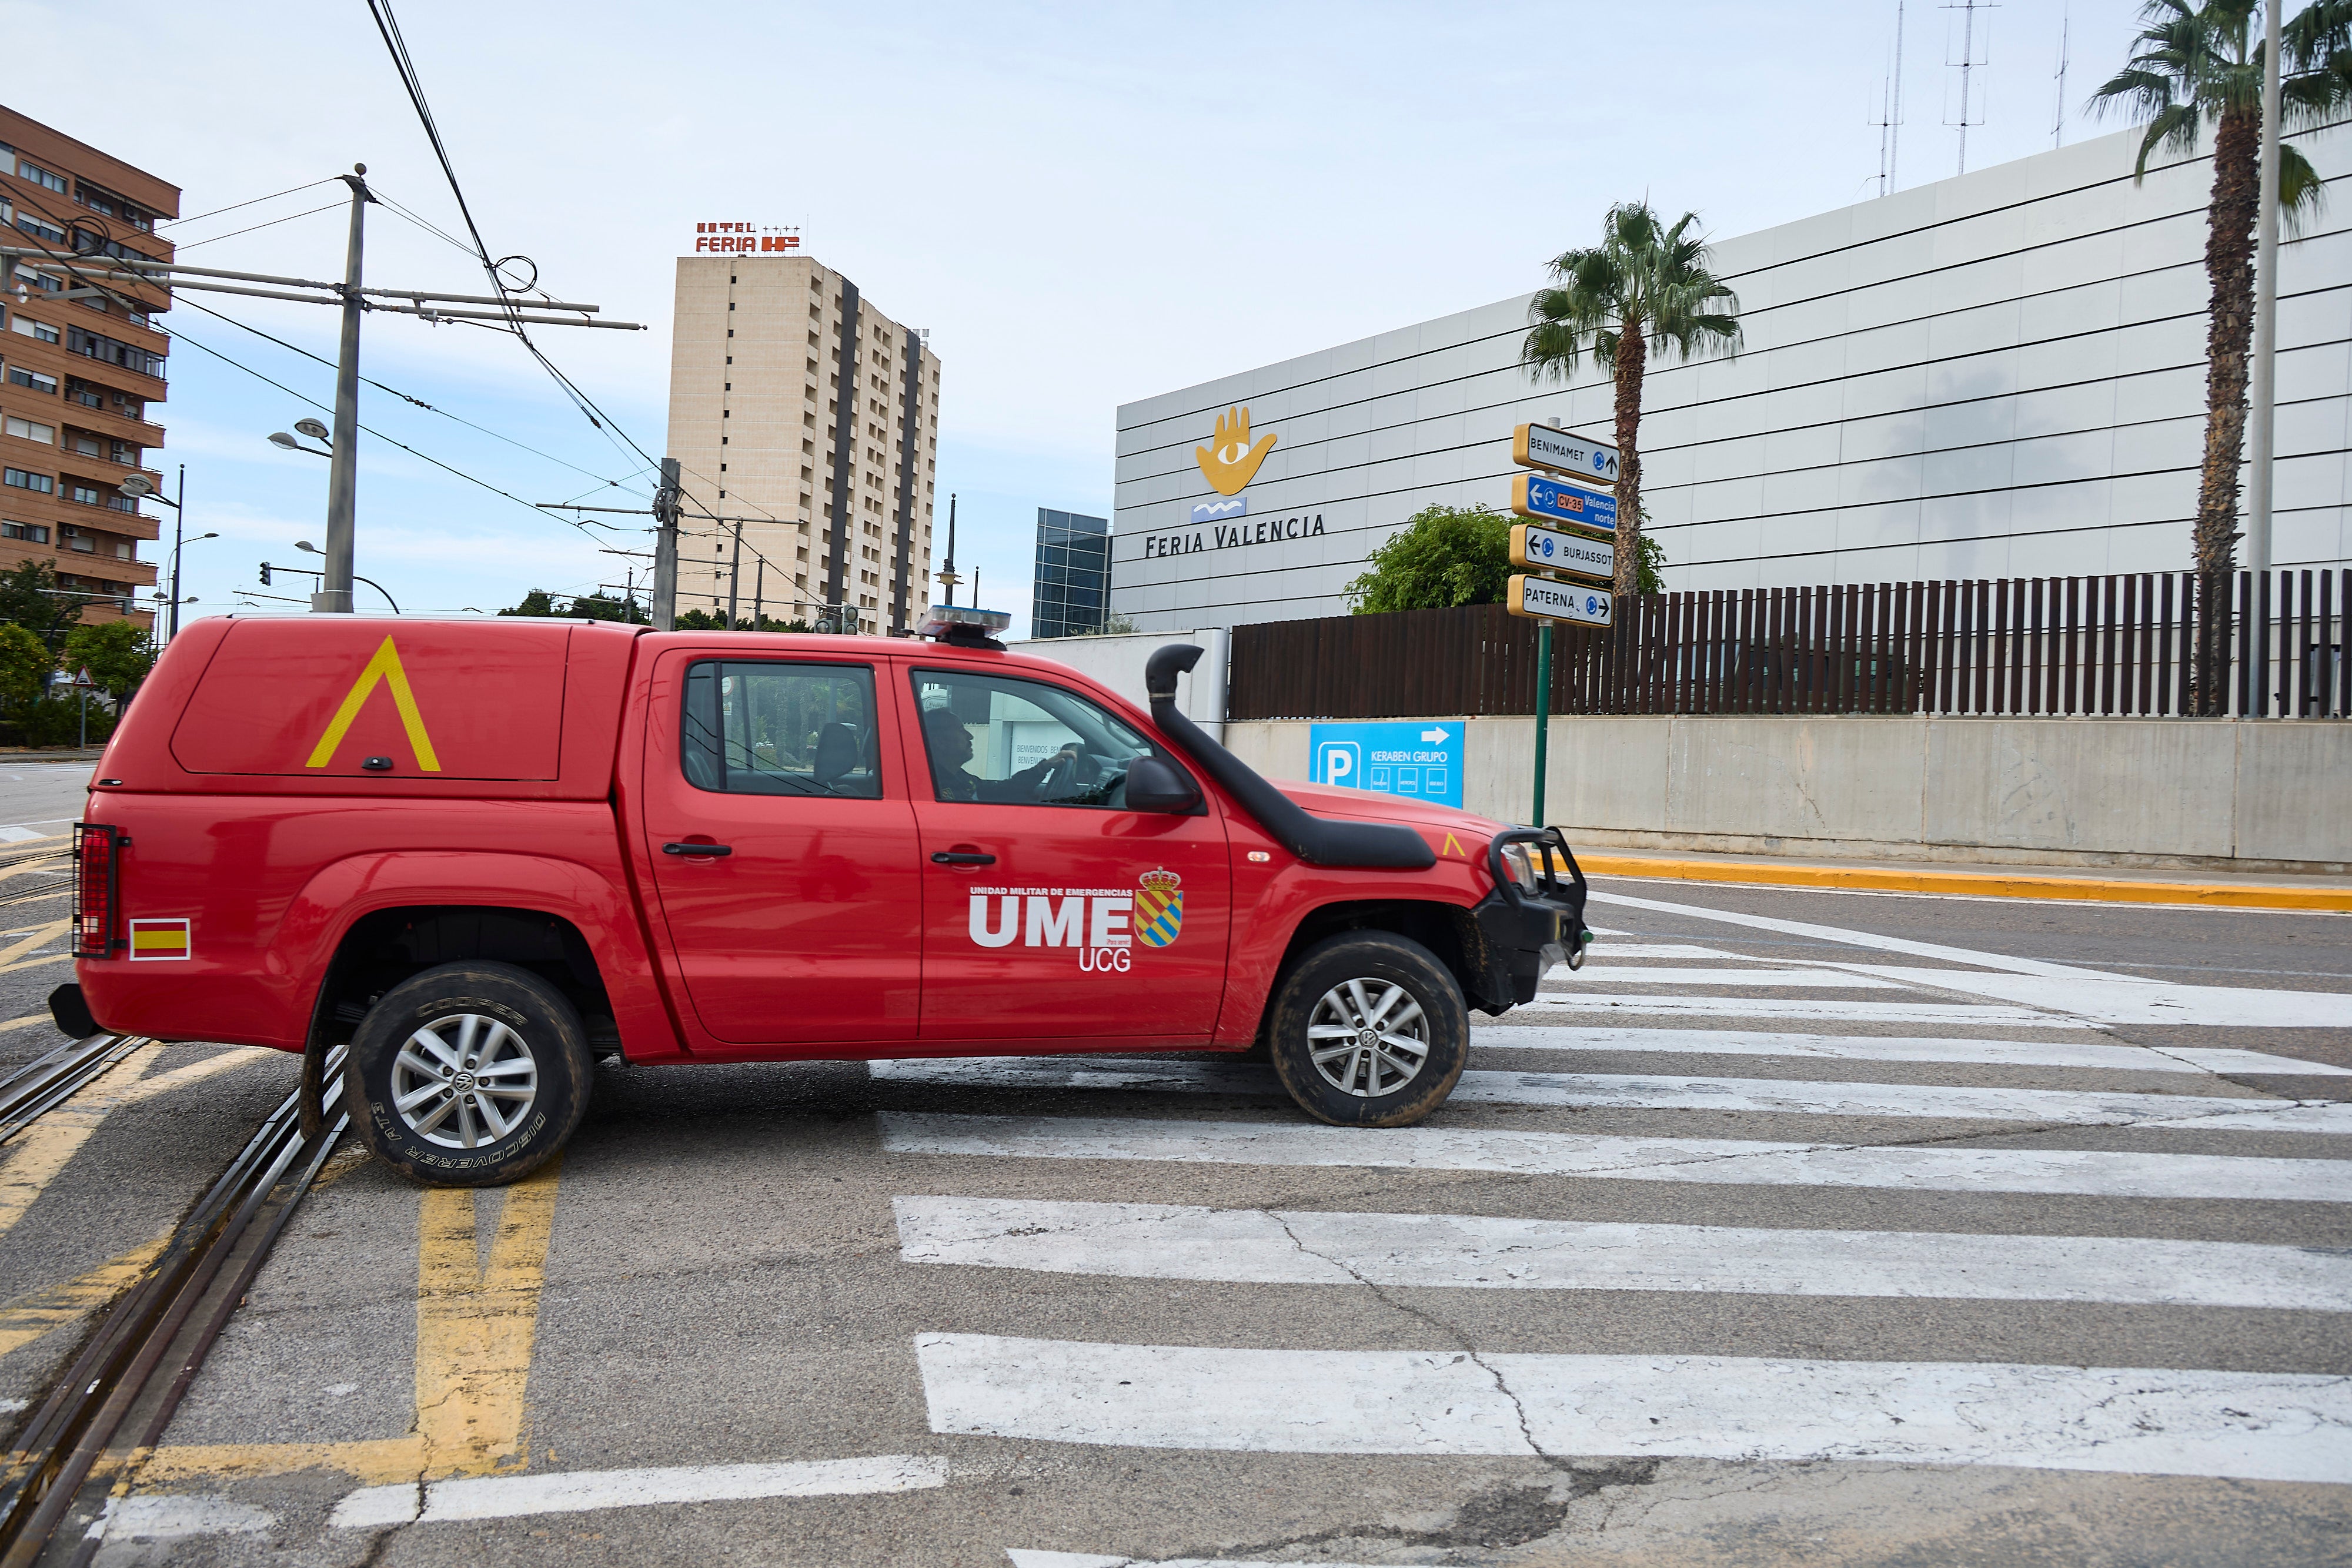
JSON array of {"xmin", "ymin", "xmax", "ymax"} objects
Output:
[
  {"xmin": 345, "ymin": 961, "xmax": 592, "ymax": 1188},
  {"xmin": 1265, "ymin": 932, "xmax": 1468, "ymax": 1128}
]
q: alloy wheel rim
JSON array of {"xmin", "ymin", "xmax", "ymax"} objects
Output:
[
  {"xmin": 1305, "ymin": 977, "xmax": 1429, "ymax": 1098},
  {"xmin": 389, "ymin": 1012, "xmax": 539, "ymax": 1150}
]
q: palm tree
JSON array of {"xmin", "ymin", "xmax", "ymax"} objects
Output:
[
  {"xmin": 2090, "ymin": 0, "xmax": 2344, "ymax": 707},
  {"xmin": 1521, "ymin": 203, "xmax": 1742, "ymax": 598}
]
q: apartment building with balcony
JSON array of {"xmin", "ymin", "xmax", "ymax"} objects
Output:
[
  {"xmin": 0, "ymin": 107, "xmax": 175, "ymax": 628},
  {"xmin": 665, "ymin": 252, "xmax": 940, "ymax": 633}
]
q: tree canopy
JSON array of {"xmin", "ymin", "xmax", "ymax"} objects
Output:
[
  {"xmin": 0, "ymin": 561, "xmax": 83, "ymax": 647},
  {"xmin": 497, "ymin": 589, "xmax": 650, "ymax": 624},
  {"xmin": 0, "ymin": 623, "xmax": 51, "ymax": 712},
  {"xmin": 1522, "ymin": 202, "xmax": 1738, "ymax": 599},
  {"xmin": 61, "ymin": 620, "xmax": 157, "ymax": 697},
  {"xmin": 1344, "ymin": 504, "xmax": 1513, "ymax": 613}
]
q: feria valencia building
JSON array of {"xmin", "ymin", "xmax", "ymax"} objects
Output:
[{"xmin": 1109, "ymin": 119, "xmax": 2352, "ymax": 633}]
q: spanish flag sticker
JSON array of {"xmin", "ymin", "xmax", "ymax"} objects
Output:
[{"xmin": 128, "ymin": 918, "xmax": 191, "ymax": 962}]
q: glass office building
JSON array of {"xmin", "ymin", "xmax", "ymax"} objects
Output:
[{"xmin": 1030, "ymin": 508, "xmax": 1111, "ymax": 638}]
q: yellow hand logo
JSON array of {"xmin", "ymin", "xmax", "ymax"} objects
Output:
[{"xmin": 1195, "ymin": 405, "xmax": 1277, "ymax": 497}]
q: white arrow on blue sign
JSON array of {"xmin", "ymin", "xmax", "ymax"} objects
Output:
[{"xmin": 1511, "ymin": 472, "xmax": 1616, "ymax": 538}]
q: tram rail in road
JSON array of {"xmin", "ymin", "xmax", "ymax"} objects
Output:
[
  {"xmin": 0, "ymin": 1035, "xmax": 148, "ymax": 1147},
  {"xmin": 0, "ymin": 1044, "xmax": 346, "ymax": 1566}
]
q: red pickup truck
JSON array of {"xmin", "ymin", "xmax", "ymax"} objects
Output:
[{"xmin": 59, "ymin": 613, "xmax": 1588, "ymax": 1187}]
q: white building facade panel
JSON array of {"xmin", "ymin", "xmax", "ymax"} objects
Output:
[{"xmin": 1113, "ymin": 123, "xmax": 2352, "ymax": 631}]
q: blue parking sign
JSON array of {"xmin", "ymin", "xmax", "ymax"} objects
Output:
[{"xmin": 1308, "ymin": 721, "xmax": 1464, "ymax": 810}]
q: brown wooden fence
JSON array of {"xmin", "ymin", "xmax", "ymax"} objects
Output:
[{"xmin": 1225, "ymin": 570, "xmax": 2350, "ymax": 721}]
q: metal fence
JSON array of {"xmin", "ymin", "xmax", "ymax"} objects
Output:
[{"xmin": 1225, "ymin": 570, "xmax": 2350, "ymax": 721}]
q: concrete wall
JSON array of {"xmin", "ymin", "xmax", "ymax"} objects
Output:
[{"xmin": 1222, "ymin": 714, "xmax": 2352, "ymax": 873}]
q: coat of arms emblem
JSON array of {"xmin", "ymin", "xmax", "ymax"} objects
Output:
[{"xmin": 1135, "ymin": 868, "xmax": 1184, "ymax": 948}]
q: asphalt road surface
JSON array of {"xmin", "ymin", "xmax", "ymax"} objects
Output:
[{"xmin": 1, "ymin": 795, "xmax": 2346, "ymax": 1563}]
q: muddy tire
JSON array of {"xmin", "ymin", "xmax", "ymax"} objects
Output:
[
  {"xmin": 1265, "ymin": 932, "xmax": 1467, "ymax": 1128},
  {"xmin": 345, "ymin": 961, "xmax": 590, "ymax": 1188}
]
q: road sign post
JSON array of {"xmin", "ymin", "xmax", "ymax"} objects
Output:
[
  {"xmin": 1508, "ymin": 424, "xmax": 1622, "ymax": 828},
  {"xmin": 1532, "ymin": 623, "xmax": 1552, "ymax": 823}
]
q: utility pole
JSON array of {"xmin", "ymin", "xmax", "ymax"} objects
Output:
[
  {"xmin": 318, "ymin": 167, "xmax": 368, "ymax": 614},
  {"xmin": 167, "ymin": 464, "xmax": 188, "ymax": 638},
  {"xmin": 2249, "ymin": 0, "xmax": 2284, "ymax": 576},
  {"xmin": 725, "ymin": 520, "xmax": 744, "ymax": 628},
  {"xmin": 753, "ymin": 558, "xmax": 764, "ymax": 631},
  {"xmin": 4, "ymin": 164, "xmax": 640, "ymax": 618},
  {"xmin": 652, "ymin": 459, "xmax": 681, "ymax": 631}
]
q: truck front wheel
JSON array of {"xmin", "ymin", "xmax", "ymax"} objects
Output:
[
  {"xmin": 1265, "ymin": 933, "xmax": 1468, "ymax": 1128},
  {"xmin": 344, "ymin": 961, "xmax": 592, "ymax": 1188}
]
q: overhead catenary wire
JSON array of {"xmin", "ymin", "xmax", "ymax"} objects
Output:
[
  {"xmin": 159, "ymin": 178, "xmax": 340, "ymax": 230},
  {"xmin": 172, "ymin": 200, "xmax": 350, "ymax": 254},
  {"xmin": 168, "ymin": 327, "xmax": 641, "ymax": 548},
  {"xmin": 173, "ymin": 295, "xmax": 653, "ymax": 500},
  {"xmin": 360, "ymin": 1, "xmax": 857, "ymax": 618},
  {"xmin": 8, "ymin": 182, "xmax": 810, "ymax": 611}
]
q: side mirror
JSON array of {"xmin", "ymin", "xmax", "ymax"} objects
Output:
[{"xmin": 1124, "ymin": 754, "xmax": 1201, "ymax": 814}]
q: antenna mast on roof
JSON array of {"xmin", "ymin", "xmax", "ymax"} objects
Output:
[
  {"xmin": 1890, "ymin": 0, "xmax": 1906, "ymax": 190},
  {"xmin": 1942, "ymin": 0, "xmax": 1996, "ymax": 176},
  {"xmin": 2052, "ymin": 5, "xmax": 2071, "ymax": 149}
]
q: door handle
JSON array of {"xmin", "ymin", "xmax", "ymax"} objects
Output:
[
  {"xmin": 663, "ymin": 842, "xmax": 733, "ymax": 857},
  {"xmin": 931, "ymin": 851, "xmax": 997, "ymax": 865}
]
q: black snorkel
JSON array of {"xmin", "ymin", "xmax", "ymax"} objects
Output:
[{"xmin": 1144, "ymin": 643, "xmax": 1435, "ymax": 870}]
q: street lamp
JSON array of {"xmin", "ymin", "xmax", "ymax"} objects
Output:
[
  {"xmin": 269, "ymin": 429, "xmax": 332, "ymax": 459},
  {"xmin": 293, "ymin": 540, "xmax": 400, "ymax": 614},
  {"xmin": 117, "ymin": 466, "xmax": 209, "ymax": 640}
]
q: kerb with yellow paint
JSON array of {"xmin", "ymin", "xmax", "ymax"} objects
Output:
[{"xmin": 1569, "ymin": 853, "xmax": 2352, "ymax": 912}]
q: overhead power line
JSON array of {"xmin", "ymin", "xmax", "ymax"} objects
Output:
[
  {"xmin": 161, "ymin": 178, "xmax": 339, "ymax": 230},
  {"xmin": 173, "ymin": 200, "xmax": 349, "ymax": 253}
]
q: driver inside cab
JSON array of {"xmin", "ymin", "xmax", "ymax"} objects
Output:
[{"xmin": 921, "ymin": 704, "xmax": 1081, "ymax": 803}]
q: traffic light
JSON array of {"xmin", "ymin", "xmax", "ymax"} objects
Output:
[{"xmin": 259, "ymin": 562, "xmax": 270, "ymax": 586}]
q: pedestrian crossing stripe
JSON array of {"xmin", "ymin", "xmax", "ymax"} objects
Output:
[
  {"xmin": 917, "ymin": 1334, "xmax": 2352, "ymax": 1482},
  {"xmin": 127, "ymin": 918, "xmax": 190, "ymax": 961},
  {"xmin": 1134, "ymin": 869, "xmax": 1182, "ymax": 948}
]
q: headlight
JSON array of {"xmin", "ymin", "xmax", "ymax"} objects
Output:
[{"xmin": 1498, "ymin": 842, "xmax": 1540, "ymax": 891}]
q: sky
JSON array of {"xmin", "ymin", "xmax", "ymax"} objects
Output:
[{"xmin": 1, "ymin": 0, "xmax": 2154, "ymax": 637}]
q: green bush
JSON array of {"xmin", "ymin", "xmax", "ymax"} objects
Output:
[{"xmin": 16, "ymin": 695, "xmax": 113, "ymax": 748}]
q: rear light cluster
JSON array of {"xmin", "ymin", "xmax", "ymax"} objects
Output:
[{"xmin": 72, "ymin": 823, "xmax": 120, "ymax": 958}]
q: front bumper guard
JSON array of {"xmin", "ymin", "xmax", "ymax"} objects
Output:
[{"xmin": 1469, "ymin": 825, "xmax": 1590, "ymax": 1011}]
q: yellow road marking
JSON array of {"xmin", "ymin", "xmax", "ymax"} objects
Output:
[
  {"xmin": 139, "ymin": 1157, "xmax": 564, "ymax": 1486},
  {"xmin": 0, "ymin": 1012, "xmax": 51, "ymax": 1034},
  {"xmin": 112, "ymin": 1048, "xmax": 273, "ymax": 1108},
  {"xmin": 0, "ymin": 919, "xmax": 65, "ymax": 969},
  {"xmin": 0, "ymin": 1049, "xmax": 267, "ymax": 1245},
  {"xmin": 0, "ymin": 1230, "xmax": 169, "ymax": 1358},
  {"xmin": 0, "ymin": 955, "xmax": 69, "ymax": 977},
  {"xmin": 1562, "ymin": 853, "xmax": 2352, "ymax": 913},
  {"xmin": 0, "ymin": 1048, "xmax": 157, "ymax": 1241}
]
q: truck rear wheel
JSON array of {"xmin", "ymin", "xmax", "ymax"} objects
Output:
[
  {"xmin": 1265, "ymin": 932, "xmax": 1468, "ymax": 1128},
  {"xmin": 344, "ymin": 961, "xmax": 592, "ymax": 1188}
]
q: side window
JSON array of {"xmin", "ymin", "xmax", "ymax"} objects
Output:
[
  {"xmin": 681, "ymin": 660, "xmax": 882, "ymax": 798},
  {"xmin": 910, "ymin": 667, "xmax": 1170, "ymax": 809}
]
